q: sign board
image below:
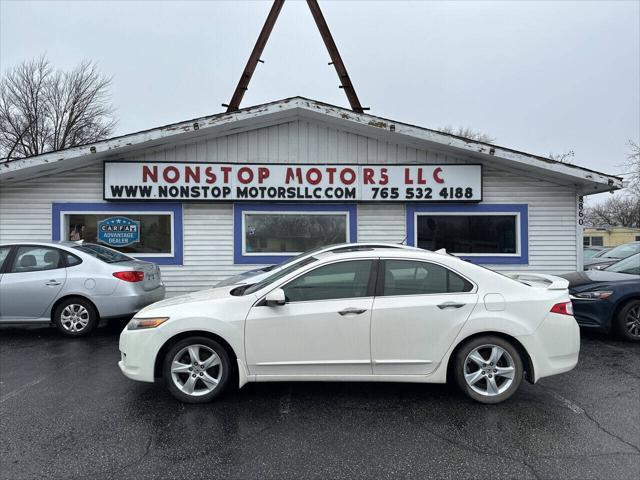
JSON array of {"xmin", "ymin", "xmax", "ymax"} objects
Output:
[
  {"xmin": 97, "ymin": 216, "xmax": 140, "ymax": 247},
  {"xmin": 104, "ymin": 162, "xmax": 482, "ymax": 202}
]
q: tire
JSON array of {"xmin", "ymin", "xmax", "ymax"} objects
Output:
[
  {"xmin": 53, "ymin": 297, "xmax": 99, "ymax": 337},
  {"xmin": 615, "ymin": 300, "xmax": 640, "ymax": 341},
  {"xmin": 163, "ymin": 336, "xmax": 232, "ymax": 404},
  {"xmin": 454, "ymin": 335, "xmax": 523, "ymax": 404}
]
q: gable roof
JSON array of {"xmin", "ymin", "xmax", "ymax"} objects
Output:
[{"xmin": 0, "ymin": 96, "xmax": 623, "ymax": 194}]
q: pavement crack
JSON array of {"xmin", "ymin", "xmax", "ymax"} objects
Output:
[
  {"xmin": 107, "ymin": 434, "xmax": 153, "ymax": 478},
  {"xmin": 539, "ymin": 384, "xmax": 640, "ymax": 454},
  {"xmin": 581, "ymin": 408, "xmax": 640, "ymax": 454},
  {"xmin": 401, "ymin": 401, "xmax": 540, "ymax": 480}
]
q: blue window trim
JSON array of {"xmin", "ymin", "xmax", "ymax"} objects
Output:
[
  {"xmin": 406, "ymin": 203, "xmax": 529, "ymax": 265},
  {"xmin": 52, "ymin": 202, "xmax": 183, "ymax": 265},
  {"xmin": 233, "ymin": 203, "xmax": 357, "ymax": 265}
]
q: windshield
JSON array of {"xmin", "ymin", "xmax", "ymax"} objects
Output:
[
  {"xmin": 268, "ymin": 245, "xmax": 336, "ymax": 270},
  {"xmin": 243, "ymin": 256, "xmax": 319, "ymax": 295},
  {"xmin": 74, "ymin": 243, "xmax": 134, "ymax": 263},
  {"xmin": 601, "ymin": 243, "xmax": 640, "ymax": 259},
  {"xmin": 605, "ymin": 253, "xmax": 640, "ymax": 275}
]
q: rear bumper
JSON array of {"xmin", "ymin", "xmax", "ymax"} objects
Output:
[
  {"xmin": 95, "ymin": 284, "xmax": 166, "ymax": 319},
  {"xmin": 520, "ymin": 312, "xmax": 581, "ymax": 383}
]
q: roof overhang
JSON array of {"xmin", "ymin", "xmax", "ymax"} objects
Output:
[{"xmin": 0, "ymin": 96, "xmax": 623, "ymax": 194}]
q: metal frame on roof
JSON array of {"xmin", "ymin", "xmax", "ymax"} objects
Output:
[{"xmin": 224, "ymin": 0, "xmax": 365, "ymax": 114}]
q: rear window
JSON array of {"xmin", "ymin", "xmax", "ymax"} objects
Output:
[{"xmin": 74, "ymin": 244, "xmax": 133, "ymax": 263}]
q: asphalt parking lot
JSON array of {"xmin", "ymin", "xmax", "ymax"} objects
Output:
[{"xmin": 1, "ymin": 324, "xmax": 638, "ymax": 480}]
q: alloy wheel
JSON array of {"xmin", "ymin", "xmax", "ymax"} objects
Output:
[
  {"xmin": 170, "ymin": 344, "xmax": 223, "ymax": 396},
  {"xmin": 625, "ymin": 305, "xmax": 640, "ymax": 338},
  {"xmin": 60, "ymin": 304, "xmax": 90, "ymax": 333},
  {"xmin": 463, "ymin": 344, "xmax": 516, "ymax": 397}
]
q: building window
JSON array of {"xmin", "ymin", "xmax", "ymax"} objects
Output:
[
  {"xmin": 590, "ymin": 236, "xmax": 604, "ymax": 247},
  {"xmin": 416, "ymin": 215, "xmax": 517, "ymax": 254},
  {"xmin": 635, "ymin": 236, "xmax": 640, "ymax": 242},
  {"xmin": 52, "ymin": 203, "xmax": 183, "ymax": 265},
  {"xmin": 406, "ymin": 204, "xmax": 528, "ymax": 265},
  {"xmin": 583, "ymin": 237, "xmax": 591, "ymax": 247},
  {"xmin": 233, "ymin": 203, "xmax": 357, "ymax": 264}
]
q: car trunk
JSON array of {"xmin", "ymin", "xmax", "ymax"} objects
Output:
[{"xmin": 115, "ymin": 260, "xmax": 162, "ymax": 291}]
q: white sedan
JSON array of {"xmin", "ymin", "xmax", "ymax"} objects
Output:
[{"xmin": 119, "ymin": 247, "xmax": 580, "ymax": 404}]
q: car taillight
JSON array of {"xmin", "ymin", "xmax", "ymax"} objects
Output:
[
  {"xmin": 113, "ymin": 271, "xmax": 145, "ymax": 282},
  {"xmin": 550, "ymin": 301, "xmax": 574, "ymax": 316}
]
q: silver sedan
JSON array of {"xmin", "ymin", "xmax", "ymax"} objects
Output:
[{"xmin": 0, "ymin": 242, "xmax": 165, "ymax": 337}]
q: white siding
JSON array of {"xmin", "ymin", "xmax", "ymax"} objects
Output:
[{"xmin": 0, "ymin": 118, "xmax": 579, "ymax": 294}]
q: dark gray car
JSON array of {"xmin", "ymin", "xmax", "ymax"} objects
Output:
[{"xmin": 583, "ymin": 242, "xmax": 640, "ymax": 270}]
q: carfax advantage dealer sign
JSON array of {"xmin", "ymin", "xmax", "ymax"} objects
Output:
[{"xmin": 104, "ymin": 162, "xmax": 482, "ymax": 202}]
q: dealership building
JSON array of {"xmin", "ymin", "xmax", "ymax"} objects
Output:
[{"xmin": 0, "ymin": 97, "xmax": 623, "ymax": 295}]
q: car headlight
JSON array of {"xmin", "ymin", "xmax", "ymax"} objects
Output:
[
  {"xmin": 127, "ymin": 317, "xmax": 169, "ymax": 330},
  {"xmin": 573, "ymin": 291, "xmax": 613, "ymax": 300}
]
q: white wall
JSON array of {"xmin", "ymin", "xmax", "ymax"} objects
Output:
[{"xmin": 0, "ymin": 118, "xmax": 579, "ymax": 294}]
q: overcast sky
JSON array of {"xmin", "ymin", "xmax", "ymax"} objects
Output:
[{"xmin": 2, "ymin": 0, "xmax": 639, "ymax": 201}]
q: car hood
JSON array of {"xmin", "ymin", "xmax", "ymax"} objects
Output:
[
  {"xmin": 136, "ymin": 286, "xmax": 236, "ymax": 314},
  {"xmin": 560, "ymin": 270, "xmax": 639, "ymax": 289}
]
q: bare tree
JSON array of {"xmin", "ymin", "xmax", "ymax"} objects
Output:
[
  {"xmin": 584, "ymin": 195, "xmax": 640, "ymax": 228},
  {"xmin": 438, "ymin": 125, "xmax": 495, "ymax": 144},
  {"xmin": 620, "ymin": 139, "xmax": 640, "ymax": 196},
  {"xmin": 0, "ymin": 55, "xmax": 116, "ymax": 160},
  {"xmin": 548, "ymin": 150, "xmax": 575, "ymax": 164}
]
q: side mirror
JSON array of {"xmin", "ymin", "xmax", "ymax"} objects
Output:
[{"xmin": 264, "ymin": 288, "xmax": 286, "ymax": 306}]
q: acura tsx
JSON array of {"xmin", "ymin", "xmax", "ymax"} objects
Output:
[{"xmin": 119, "ymin": 246, "xmax": 580, "ymax": 404}]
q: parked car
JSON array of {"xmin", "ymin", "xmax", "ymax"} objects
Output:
[
  {"xmin": 0, "ymin": 242, "xmax": 165, "ymax": 337},
  {"xmin": 583, "ymin": 246, "xmax": 611, "ymax": 260},
  {"xmin": 562, "ymin": 253, "xmax": 640, "ymax": 341},
  {"xmin": 583, "ymin": 242, "xmax": 640, "ymax": 270},
  {"xmin": 215, "ymin": 242, "xmax": 420, "ymax": 287},
  {"xmin": 119, "ymin": 246, "xmax": 579, "ymax": 405}
]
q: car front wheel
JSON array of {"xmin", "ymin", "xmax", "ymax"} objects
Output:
[
  {"xmin": 454, "ymin": 336, "xmax": 523, "ymax": 404},
  {"xmin": 163, "ymin": 336, "xmax": 231, "ymax": 403},
  {"xmin": 616, "ymin": 300, "xmax": 640, "ymax": 341}
]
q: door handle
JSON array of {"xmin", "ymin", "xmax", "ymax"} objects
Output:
[
  {"xmin": 338, "ymin": 308, "xmax": 367, "ymax": 316},
  {"xmin": 437, "ymin": 302, "xmax": 465, "ymax": 310},
  {"xmin": 45, "ymin": 280, "xmax": 61, "ymax": 286}
]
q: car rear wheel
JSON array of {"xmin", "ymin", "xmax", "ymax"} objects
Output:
[
  {"xmin": 615, "ymin": 300, "xmax": 640, "ymax": 341},
  {"xmin": 454, "ymin": 336, "xmax": 523, "ymax": 404},
  {"xmin": 163, "ymin": 336, "xmax": 231, "ymax": 403},
  {"xmin": 53, "ymin": 298, "xmax": 98, "ymax": 337}
]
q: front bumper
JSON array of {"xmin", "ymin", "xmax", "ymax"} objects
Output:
[
  {"xmin": 118, "ymin": 327, "xmax": 162, "ymax": 383},
  {"xmin": 571, "ymin": 298, "xmax": 613, "ymax": 332}
]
